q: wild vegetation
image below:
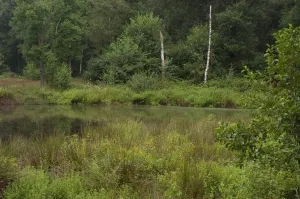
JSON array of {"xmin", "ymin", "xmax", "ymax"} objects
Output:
[
  {"xmin": 0, "ymin": 76, "xmax": 260, "ymax": 108},
  {"xmin": 1, "ymin": 0, "xmax": 300, "ymax": 198},
  {"xmin": 0, "ymin": 109, "xmax": 298, "ymax": 199}
]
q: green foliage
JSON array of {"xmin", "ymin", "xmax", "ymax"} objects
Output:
[
  {"xmin": 124, "ymin": 13, "xmax": 162, "ymax": 58},
  {"xmin": 87, "ymin": 13, "xmax": 163, "ymax": 84},
  {"xmin": 103, "ymin": 36, "xmax": 147, "ymax": 84},
  {"xmin": 51, "ymin": 0, "xmax": 86, "ymax": 65},
  {"xmin": 3, "ymin": 169, "xmax": 100, "ymax": 199},
  {"xmin": 281, "ymin": 2, "xmax": 300, "ymax": 27},
  {"xmin": 23, "ymin": 62, "xmax": 40, "ymax": 80},
  {"xmin": 217, "ymin": 25, "xmax": 300, "ymax": 170},
  {"xmin": 204, "ymin": 75, "xmax": 252, "ymax": 92},
  {"xmin": 87, "ymin": 0, "xmax": 131, "ymax": 52},
  {"xmin": 4, "ymin": 168, "xmax": 49, "ymax": 199},
  {"xmin": 215, "ymin": 2, "xmax": 257, "ymax": 71},
  {"xmin": 2, "ymin": 119, "xmax": 299, "ymax": 198},
  {"xmin": 4, "ymin": 0, "xmax": 300, "ymax": 84},
  {"xmin": 0, "ymin": 156, "xmax": 17, "ymax": 181},
  {"xmin": 11, "ymin": 0, "xmax": 85, "ymax": 87},
  {"xmin": 170, "ymin": 24, "xmax": 219, "ymax": 82},
  {"xmin": 0, "ymin": 52, "xmax": 9, "ymax": 74},
  {"xmin": 0, "ymin": 78, "xmax": 258, "ymax": 108},
  {"xmin": 43, "ymin": 51, "xmax": 71, "ymax": 90},
  {"xmin": 127, "ymin": 72, "xmax": 161, "ymax": 92},
  {"xmin": 49, "ymin": 63, "xmax": 72, "ymax": 90}
]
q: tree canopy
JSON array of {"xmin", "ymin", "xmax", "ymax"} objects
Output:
[{"xmin": 0, "ymin": 0, "xmax": 299, "ymax": 85}]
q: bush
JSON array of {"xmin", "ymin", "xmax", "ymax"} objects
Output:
[
  {"xmin": 49, "ymin": 63, "xmax": 72, "ymax": 90},
  {"xmin": 217, "ymin": 25, "xmax": 300, "ymax": 169},
  {"xmin": 44, "ymin": 51, "xmax": 72, "ymax": 90},
  {"xmin": 23, "ymin": 62, "xmax": 40, "ymax": 80},
  {"xmin": 4, "ymin": 168, "xmax": 99, "ymax": 199},
  {"xmin": 4, "ymin": 168, "xmax": 49, "ymax": 199},
  {"xmin": 127, "ymin": 73, "xmax": 161, "ymax": 92},
  {"xmin": 0, "ymin": 156, "xmax": 17, "ymax": 181},
  {"xmin": 0, "ymin": 88, "xmax": 13, "ymax": 98},
  {"xmin": 205, "ymin": 76, "xmax": 252, "ymax": 92}
]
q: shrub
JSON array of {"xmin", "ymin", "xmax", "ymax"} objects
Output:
[
  {"xmin": 217, "ymin": 25, "xmax": 300, "ymax": 169},
  {"xmin": 4, "ymin": 168, "xmax": 49, "ymax": 199},
  {"xmin": 23, "ymin": 62, "xmax": 40, "ymax": 80},
  {"xmin": 0, "ymin": 156, "xmax": 17, "ymax": 181},
  {"xmin": 127, "ymin": 72, "xmax": 161, "ymax": 92},
  {"xmin": 4, "ymin": 168, "xmax": 98, "ymax": 199},
  {"xmin": 45, "ymin": 51, "xmax": 72, "ymax": 90},
  {"xmin": 0, "ymin": 88, "xmax": 13, "ymax": 98},
  {"xmin": 49, "ymin": 63, "xmax": 72, "ymax": 90}
]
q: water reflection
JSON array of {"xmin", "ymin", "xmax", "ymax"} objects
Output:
[{"xmin": 0, "ymin": 105, "xmax": 251, "ymax": 140}]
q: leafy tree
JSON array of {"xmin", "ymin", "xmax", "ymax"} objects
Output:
[
  {"xmin": 0, "ymin": 0, "xmax": 23, "ymax": 73},
  {"xmin": 217, "ymin": 25, "xmax": 300, "ymax": 171},
  {"xmin": 87, "ymin": 0, "xmax": 131, "ymax": 52},
  {"xmin": 87, "ymin": 36, "xmax": 147, "ymax": 84},
  {"xmin": 124, "ymin": 13, "xmax": 163, "ymax": 59},
  {"xmin": 11, "ymin": 0, "xmax": 53, "ymax": 87},
  {"xmin": 281, "ymin": 1, "xmax": 300, "ymax": 27},
  {"xmin": 167, "ymin": 24, "xmax": 220, "ymax": 82},
  {"xmin": 11, "ymin": 0, "xmax": 85, "ymax": 86},
  {"xmin": 215, "ymin": 2, "xmax": 258, "ymax": 72},
  {"xmin": 86, "ymin": 13, "xmax": 164, "ymax": 83},
  {"xmin": 51, "ymin": 0, "xmax": 86, "ymax": 70},
  {"xmin": 185, "ymin": 24, "xmax": 218, "ymax": 82}
]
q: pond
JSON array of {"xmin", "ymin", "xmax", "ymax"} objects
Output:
[
  {"xmin": 0, "ymin": 105, "xmax": 252, "ymax": 198},
  {"xmin": 0, "ymin": 105, "xmax": 251, "ymax": 141}
]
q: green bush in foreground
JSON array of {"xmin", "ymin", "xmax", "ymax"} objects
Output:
[{"xmin": 217, "ymin": 25, "xmax": 300, "ymax": 198}]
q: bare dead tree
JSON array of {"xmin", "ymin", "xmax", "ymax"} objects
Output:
[
  {"xmin": 204, "ymin": 5, "xmax": 212, "ymax": 83},
  {"xmin": 160, "ymin": 31, "xmax": 165, "ymax": 78}
]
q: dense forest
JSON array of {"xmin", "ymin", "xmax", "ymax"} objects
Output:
[{"xmin": 1, "ymin": 0, "xmax": 300, "ymax": 86}]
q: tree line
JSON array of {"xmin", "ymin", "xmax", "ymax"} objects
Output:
[{"xmin": 0, "ymin": 0, "xmax": 299, "ymax": 87}]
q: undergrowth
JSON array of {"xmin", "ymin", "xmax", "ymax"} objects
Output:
[
  {"xmin": 1, "ymin": 120, "xmax": 299, "ymax": 198},
  {"xmin": 1, "ymin": 79, "xmax": 262, "ymax": 108}
]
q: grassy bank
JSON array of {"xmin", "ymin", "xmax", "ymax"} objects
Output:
[
  {"xmin": 0, "ymin": 119, "xmax": 298, "ymax": 198},
  {"xmin": 0, "ymin": 77, "xmax": 263, "ymax": 108}
]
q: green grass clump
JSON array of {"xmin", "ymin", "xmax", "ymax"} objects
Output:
[
  {"xmin": 0, "ymin": 88, "xmax": 15, "ymax": 105},
  {"xmin": 133, "ymin": 85, "xmax": 247, "ymax": 108},
  {"xmin": 0, "ymin": 88, "xmax": 12, "ymax": 98}
]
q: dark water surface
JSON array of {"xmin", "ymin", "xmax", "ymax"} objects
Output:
[{"xmin": 0, "ymin": 105, "xmax": 251, "ymax": 140}]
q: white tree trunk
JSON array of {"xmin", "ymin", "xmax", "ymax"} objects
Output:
[
  {"xmin": 204, "ymin": 5, "xmax": 212, "ymax": 83},
  {"xmin": 80, "ymin": 49, "xmax": 83, "ymax": 74},
  {"xmin": 160, "ymin": 31, "xmax": 165, "ymax": 78}
]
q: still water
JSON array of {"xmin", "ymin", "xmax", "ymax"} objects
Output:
[{"xmin": 0, "ymin": 105, "xmax": 251, "ymax": 140}]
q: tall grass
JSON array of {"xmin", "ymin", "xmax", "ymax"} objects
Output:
[
  {"xmin": 1, "ymin": 118, "xmax": 299, "ymax": 198},
  {"xmin": 1, "ymin": 81, "xmax": 261, "ymax": 108}
]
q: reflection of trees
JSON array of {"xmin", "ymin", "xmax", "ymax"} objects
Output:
[
  {"xmin": 0, "ymin": 116, "xmax": 36, "ymax": 140},
  {"xmin": 0, "ymin": 105, "xmax": 251, "ymax": 141}
]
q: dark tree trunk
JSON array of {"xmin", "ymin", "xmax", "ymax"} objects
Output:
[
  {"xmin": 68, "ymin": 59, "xmax": 72, "ymax": 71},
  {"xmin": 39, "ymin": 119, "xmax": 44, "ymax": 140}
]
